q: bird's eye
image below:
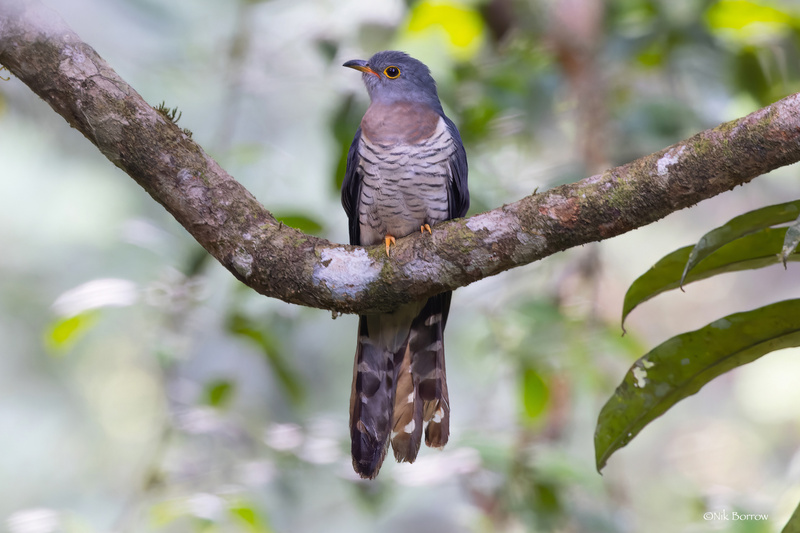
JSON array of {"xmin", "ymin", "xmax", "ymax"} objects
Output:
[{"xmin": 383, "ymin": 66, "xmax": 401, "ymax": 79}]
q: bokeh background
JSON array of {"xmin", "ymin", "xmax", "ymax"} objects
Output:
[{"xmin": 2, "ymin": 0, "xmax": 800, "ymax": 531}]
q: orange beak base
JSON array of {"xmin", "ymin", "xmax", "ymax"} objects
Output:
[{"xmin": 343, "ymin": 59, "xmax": 380, "ymax": 78}]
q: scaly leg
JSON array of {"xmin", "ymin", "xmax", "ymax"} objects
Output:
[{"xmin": 384, "ymin": 235, "xmax": 396, "ymax": 256}]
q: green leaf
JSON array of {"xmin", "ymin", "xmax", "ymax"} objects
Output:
[
  {"xmin": 781, "ymin": 214, "xmax": 800, "ymax": 267},
  {"xmin": 636, "ymin": 42, "xmax": 665, "ymax": 68},
  {"xmin": 45, "ymin": 311, "xmax": 98, "ymax": 354},
  {"xmin": 782, "ymin": 498, "xmax": 800, "ymax": 533},
  {"xmin": 273, "ymin": 213, "xmax": 324, "ymax": 235},
  {"xmin": 681, "ymin": 200, "xmax": 800, "ymax": 285},
  {"xmin": 229, "ymin": 501, "xmax": 273, "ymax": 533},
  {"xmin": 149, "ymin": 499, "xmax": 185, "ymax": 528},
  {"xmin": 622, "ymin": 227, "xmax": 797, "ymax": 328},
  {"xmin": 597, "ymin": 299, "xmax": 800, "ymax": 472},
  {"xmin": 227, "ymin": 313, "xmax": 304, "ymax": 405},
  {"xmin": 520, "ymin": 367, "xmax": 549, "ymax": 421},
  {"xmin": 735, "ymin": 47, "xmax": 773, "ymax": 106},
  {"xmin": 330, "ymin": 95, "xmax": 362, "ymax": 192},
  {"xmin": 706, "ymin": 0, "xmax": 793, "ymax": 31},
  {"xmin": 205, "ymin": 379, "xmax": 235, "ymax": 409},
  {"xmin": 403, "ymin": 0, "xmax": 485, "ymax": 60}
]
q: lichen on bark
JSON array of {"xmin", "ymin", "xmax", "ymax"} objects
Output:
[{"xmin": 3, "ymin": 1, "xmax": 800, "ymax": 315}]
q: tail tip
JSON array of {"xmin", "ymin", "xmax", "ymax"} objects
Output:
[{"xmin": 352, "ymin": 457, "xmax": 383, "ymax": 479}]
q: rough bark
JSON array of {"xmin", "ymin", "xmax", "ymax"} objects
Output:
[{"xmin": 2, "ymin": 1, "xmax": 800, "ymax": 314}]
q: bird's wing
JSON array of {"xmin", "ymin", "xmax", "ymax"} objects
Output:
[
  {"xmin": 341, "ymin": 127, "xmax": 363, "ymax": 246},
  {"xmin": 443, "ymin": 116, "xmax": 470, "ymax": 219}
]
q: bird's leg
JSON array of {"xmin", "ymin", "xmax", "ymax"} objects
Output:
[
  {"xmin": 384, "ymin": 235, "xmax": 396, "ymax": 256},
  {"xmin": 420, "ymin": 224, "xmax": 432, "ymax": 235}
]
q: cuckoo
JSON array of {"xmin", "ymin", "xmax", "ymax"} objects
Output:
[{"xmin": 341, "ymin": 51, "xmax": 469, "ymax": 479}]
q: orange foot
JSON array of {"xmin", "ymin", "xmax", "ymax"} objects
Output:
[
  {"xmin": 420, "ymin": 224, "xmax": 432, "ymax": 235},
  {"xmin": 384, "ymin": 235, "xmax": 396, "ymax": 256}
]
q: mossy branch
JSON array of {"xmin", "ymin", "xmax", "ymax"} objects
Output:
[{"xmin": 2, "ymin": 0, "xmax": 800, "ymax": 314}]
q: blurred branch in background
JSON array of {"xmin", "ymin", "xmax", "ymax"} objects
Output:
[
  {"xmin": 548, "ymin": 0, "xmax": 609, "ymax": 173},
  {"xmin": 2, "ymin": 0, "xmax": 800, "ymax": 317}
]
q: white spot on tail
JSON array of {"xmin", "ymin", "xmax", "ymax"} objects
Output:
[
  {"xmin": 425, "ymin": 313, "xmax": 442, "ymax": 326},
  {"xmin": 407, "ymin": 390, "xmax": 415, "ymax": 403},
  {"xmin": 404, "ymin": 420, "xmax": 416, "ymax": 434},
  {"xmin": 432, "ymin": 407, "xmax": 444, "ymax": 423},
  {"xmin": 425, "ymin": 340, "xmax": 443, "ymax": 352}
]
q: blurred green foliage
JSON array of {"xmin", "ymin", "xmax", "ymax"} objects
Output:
[{"xmin": 45, "ymin": 311, "xmax": 98, "ymax": 354}]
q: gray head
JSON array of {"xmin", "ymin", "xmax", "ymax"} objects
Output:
[{"xmin": 343, "ymin": 51, "xmax": 442, "ymax": 111}]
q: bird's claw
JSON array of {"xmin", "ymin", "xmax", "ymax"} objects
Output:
[
  {"xmin": 420, "ymin": 224, "xmax": 432, "ymax": 235},
  {"xmin": 384, "ymin": 235, "xmax": 396, "ymax": 256}
]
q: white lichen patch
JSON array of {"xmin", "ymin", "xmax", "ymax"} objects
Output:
[
  {"xmin": 466, "ymin": 210, "xmax": 511, "ymax": 242},
  {"xmin": 464, "ymin": 209, "xmax": 544, "ymax": 266},
  {"xmin": 177, "ymin": 168, "xmax": 194, "ymax": 182},
  {"xmin": 583, "ymin": 173, "xmax": 605, "ymax": 185},
  {"xmin": 60, "ymin": 44, "xmax": 99, "ymax": 80},
  {"xmin": 632, "ymin": 366, "xmax": 648, "ymax": 388},
  {"xmin": 402, "ymin": 257, "xmax": 437, "ymax": 283},
  {"xmin": 313, "ymin": 247, "xmax": 380, "ymax": 299},
  {"xmin": 232, "ymin": 250, "xmax": 254, "ymax": 278},
  {"xmin": 656, "ymin": 146, "xmax": 685, "ymax": 183}
]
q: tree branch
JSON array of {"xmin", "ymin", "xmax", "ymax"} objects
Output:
[{"xmin": 3, "ymin": 0, "xmax": 800, "ymax": 314}]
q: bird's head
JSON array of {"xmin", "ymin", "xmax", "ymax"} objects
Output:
[{"xmin": 343, "ymin": 50, "xmax": 441, "ymax": 110}]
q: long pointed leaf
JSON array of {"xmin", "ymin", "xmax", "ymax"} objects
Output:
[
  {"xmin": 597, "ymin": 299, "xmax": 800, "ymax": 472},
  {"xmin": 782, "ymin": 498, "xmax": 800, "ymax": 533},
  {"xmin": 681, "ymin": 200, "xmax": 800, "ymax": 284},
  {"xmin": 622, "ymin": 227, "xmax": 797, "ymax": 328}
]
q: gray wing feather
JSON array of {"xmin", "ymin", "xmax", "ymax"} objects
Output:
[
  {"xmin": 442, "ymin": 116, "xmax": 469, "ymax": 219},
  {"xmin": 341, "ymin": 128, "xmax": 363, "ymax": 246}
]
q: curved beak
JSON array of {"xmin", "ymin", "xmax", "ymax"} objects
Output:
[{"xmin": 343, "ymin": 59, "xmax": 380, "ymax": 78}]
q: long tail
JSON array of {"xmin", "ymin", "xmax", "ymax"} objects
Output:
[
  {"xmin": 349, "ymin": 316, "xmax": 396, "ymax": 479},
  {"xmin": 349, "ymin": 294, "xmax": 452, "ymax": 477},
  {"xmin": 391, "ymin": 293, "xmax": 451, "ymax": 463}
]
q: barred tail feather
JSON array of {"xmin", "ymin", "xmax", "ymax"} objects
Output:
[
  {"xmin": 423, "ymin": 354, "xmax": 449, "ymax": 448},
  {"xmin": 350, "ymin": 293, "xmax": 453, "ymax": 477},
  {"xmin": 349, "ymin": 316, "xmax": 396, "ymax": 479},
  {"xmin": 410, "ymin": 293, "xmax": 451, "ymax": 451},
  {"xmin": 390, "ymin": 344, "xmax": 424, "ymax": 462}
]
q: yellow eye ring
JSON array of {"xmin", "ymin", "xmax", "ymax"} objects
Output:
[{"xmin": 383, "ymin": 66, "xmax": 401, "ymax": 79}]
